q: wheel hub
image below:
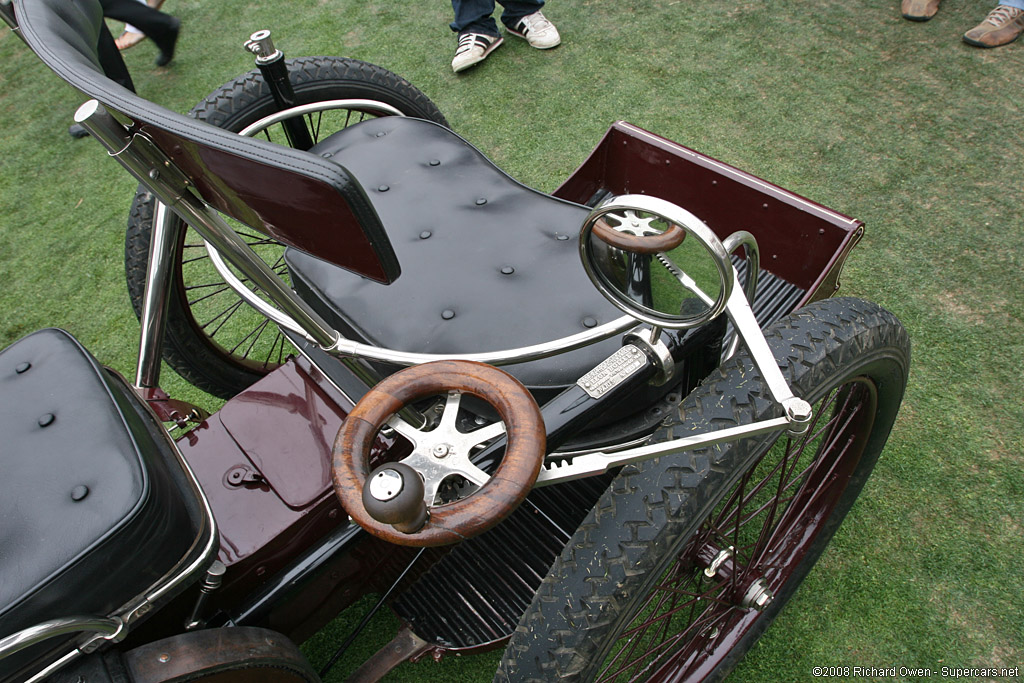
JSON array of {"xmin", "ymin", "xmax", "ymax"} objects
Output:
[{"xmin": 695, "ymin": 542, "xmax": 774, "ymax": 610}]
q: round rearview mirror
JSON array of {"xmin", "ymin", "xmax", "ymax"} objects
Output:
[{"xmin": 579, "ymin": 195, "xmax": 734, "ymax": 329}]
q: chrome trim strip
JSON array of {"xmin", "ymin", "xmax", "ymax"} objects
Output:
[
  {"xmin": 0, "ymin": 617, "xmax": 122, "ymax": 661},
  {"xmin": 327, "ymin": 315, "xmax": 640, "ymax": 367},
  {"xmin": 204, "ymin": 231, "xmax": 640, "ymax": 366},
  {"xmin": 238, "ymin": 99, "xmax": 406, "ymax": 137},
  {"xmin": 721, "ymin": 230, "xmax": 760, "ymax": 361},
  {"xmin": 535, "ymin": 415, "xmax": 792, "ymax": 486}
]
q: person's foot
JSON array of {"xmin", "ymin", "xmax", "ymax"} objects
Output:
[
  {"xmin": 154, "ymin": 16, "xmax": 180, "ymax": 66},
  {"xmin": 506, "ymin": 10, "xmax": 560, "ymax": 48},
  {"xmin": 964, "ymin": 5, "xmax": 1024, "ymax": 47},
  {"xmin": 115, "ymin": 30, "xmax": 146, "ymax": 51},
  {"xmin": 452, "ymin": 32, "xmax": 503, "ymax": 73},
  {"xmin": 148, "ymin": 0, "xmax": 165, "ymax": 7},
  {"xmin": 68, "ymin": 123, "xmax": 89, "ymax": 139},
  {"xmin": 901, "ymin": 0, "xmax": 940, "ymax": 21}
]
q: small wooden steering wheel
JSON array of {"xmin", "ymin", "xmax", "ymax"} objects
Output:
[
  {"xmin": 592, "ymin": 211, "xmax": 687, "ymax": 254},
  {"xmin": 332, "ymin": 360, "xmax": 545, "ymax": 547}
]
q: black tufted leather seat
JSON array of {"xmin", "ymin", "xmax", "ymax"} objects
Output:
[
  {"xmin": 287, "ymin": 117, "xmax": 628, "ymax": 402},
  {"xmin": 0, "ymin": 329, "xmax": 205, "ymax": 676}
]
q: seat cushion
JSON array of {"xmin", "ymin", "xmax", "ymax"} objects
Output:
[
  {"xmin": 0, "ymin": 329, "xmax": 201, "ymax": 668},
  {"xmin": 286, "ymin": 117, "xmax": 626, "ymax": 401}
]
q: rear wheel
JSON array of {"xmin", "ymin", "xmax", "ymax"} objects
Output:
[
  {"xmin": 499, "ymin": 297, "xmax": 910, "ymax": 682},
  {"xmin": 124, "ymin": 56, "xmax": 447, "ymax": 398}
]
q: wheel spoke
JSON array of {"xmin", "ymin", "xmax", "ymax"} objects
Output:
[
  {"xmin": 187, "ymin": 284, "xmax": 233, "ymax": 306},
  {"xmin": 385, "ymin": 414, "xmax": 425, "ymax": 446},
  {"xmin": 595, "ymin": 379, "xmax": 880, "ymax": 681},
  {"xmin": 465, "ymin": 420, "xmax": 505, "ymax": 449},
  {"xmin": 201, "ymin": 298, "xmax": 245, "ymax": 337},
  {"xmin": 229, "ymin": 316, "xmax": 271, "ymax": 358},
  {"xmin": 437, "ymin": 391, "xmax": 463, "ymax": 432}
]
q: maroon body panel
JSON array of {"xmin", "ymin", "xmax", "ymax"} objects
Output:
[
  {"xmin": 143, "ymin": 126, "xmax": 397, "ymax": 285},
  {"xmin": 174, "ymin": 358, "xmax": 408, "ymax": 638},
  {"xmin": 555, "ymin": 122, "xmax": 864, "ymax": 302}
]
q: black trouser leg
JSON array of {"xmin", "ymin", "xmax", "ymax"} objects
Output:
[
  {"xmin": 96, "ymin": 20, "xmax": 136, "ymax": 92},
  {"xmin": 97, "ymin": 0, "xmax": 177, "ymax": 50}
]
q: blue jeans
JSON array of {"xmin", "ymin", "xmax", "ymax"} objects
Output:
[
  {"xmin": 1001, "ymin": 0, "xmax": 1024, "ymax": 9},
  {"xmin": 450, "ymin": 0, "xmax": 545, "ymax": 36}
]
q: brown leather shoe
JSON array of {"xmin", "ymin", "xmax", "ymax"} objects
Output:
[
  {"xmin": 902, "ymin": 0, "xmax": 940, "ymax": 21},
  {"xmin": 964, "ymin": 5, "xmax": 1024, "ymax": 47}
]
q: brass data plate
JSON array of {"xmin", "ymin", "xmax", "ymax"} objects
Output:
[{"xmin": 577, "ymin": 345, "xmax": 646, "ymax": 399}]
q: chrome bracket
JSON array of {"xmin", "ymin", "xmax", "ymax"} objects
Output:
[{"xmin": 623, "ymin": 328, "xmax": 675, "ymax": 386}]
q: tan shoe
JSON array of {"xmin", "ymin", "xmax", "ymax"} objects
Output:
[
  {"xmin": 964, "ymin": 5, "xmax": 1024, "ymax": 46},
  {"xmin": 902, "ymin": 0, "xmax": 940, "ymax": 21}
]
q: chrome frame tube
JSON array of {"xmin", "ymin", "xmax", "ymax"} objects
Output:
[
  {"xmin": 238, "ymin": 99, "xmax": 406, "ymax": 137},
  {"xmin": 535, "ymin": 415, "xmax": 792, "ymax": 486},
  {"xmin": 327, "ymin": 315, "xmax": 640, "ymax": 367},
  {"xmin": 134, "ymin": 200, "xmax": 178, "ymax": 388},
  {"xmin": 203, "ymin": 232, "xmax": 640, "ymax": 367},
  {"xmin": 0, "ymin": 617, "xmax": 123, "ymax": 661},
  {"xmin": 721, "ymin": 230, "xmax": 760, "ymax": 361},
  {"xmin": 722, "ymin": 281, "xmax": 797, "ymax": 407}
]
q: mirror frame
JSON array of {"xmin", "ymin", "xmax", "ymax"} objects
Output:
[{"xmin": 579, "ymin": 194, "xmax": 735, "ymax": 329}]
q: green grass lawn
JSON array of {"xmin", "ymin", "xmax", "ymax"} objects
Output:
[{"xmin": 2, "ymin": 0, "xmax": 1022, "ymax": 681}]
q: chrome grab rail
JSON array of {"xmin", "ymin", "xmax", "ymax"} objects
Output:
[{"xmin": 0, "ymin": 616, "xmax": 124, "ymax": 661}]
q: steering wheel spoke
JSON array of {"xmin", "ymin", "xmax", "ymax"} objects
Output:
[{"xmin": 385, "ymin": 414, "xmax": 426, "ymax": 445}]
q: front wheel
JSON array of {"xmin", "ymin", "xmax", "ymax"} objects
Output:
[
  {"xmin": 499, "ymin": 297, "xmax": 910, "ymax": 682},
  {"xmin": 124, "ymin": 56, "xmax": 448, "ymax": 399}
]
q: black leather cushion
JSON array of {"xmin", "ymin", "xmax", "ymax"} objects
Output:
[
  {"xmin": 0, "ymin": 330, "xmax": 201, "ymax": 674},
  {"xmin": 287, "ymin": 117, "xmax": 626, "ymax": 400}
]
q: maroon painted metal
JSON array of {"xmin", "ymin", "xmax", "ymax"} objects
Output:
[
  {"xmin": 142, "ymin": 126, "xmax": 397, "ymax": 285},
  {"xmin": 172, "ymin": 357, "xmax": 411, "ymax": 638},
  {"xmin": 555, "ymin": 121, "xmax": 864, "ymax": 302}
]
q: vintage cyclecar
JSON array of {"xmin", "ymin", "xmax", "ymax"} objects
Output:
[{"xmin": 0, "ymin": 1, "xmax": 909, "ymax": 681}]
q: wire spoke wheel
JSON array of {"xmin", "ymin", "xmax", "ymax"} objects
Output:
[
  {"xmin": 125, "ymin": 56, "xmax": 448, "ymax": 398},
  {"xmin": 500, "ymin": 297, "xmax": 911, "ymax": 683},
  {"xmin": 177, "ymin": 225, "xmax": 293, "ymax": 375},
  {"xmin": 596, "ymin": 378, "xmax": 876, "ymax": 682}
]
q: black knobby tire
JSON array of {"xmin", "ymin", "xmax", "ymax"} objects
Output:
[
  {"xmin": 498, "ymin": 297, "xmax": 911, "ymax": 682},
  {"xmin": 125, "ymin": 56, "xmax": 447, "ymax": 399}
]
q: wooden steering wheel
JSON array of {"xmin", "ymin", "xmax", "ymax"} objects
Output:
[
  {"xmin": 332, "ymin": 360, "xmax": 545, "ymax": 547},
  {"xmin": 592, "ymin": 212, "xmax": 687, "ymax": 254}
]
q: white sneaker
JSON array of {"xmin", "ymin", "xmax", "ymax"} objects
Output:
[
  {"xmin": 452, "ymin": 32, "xmax": 504, "ymax": 73},
  {"xmin": 506, "ymin": 11, "xmax": 561, "ymax": 49}
]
